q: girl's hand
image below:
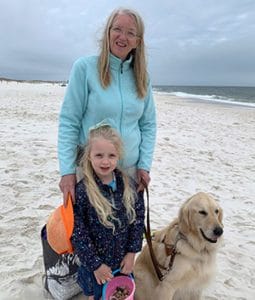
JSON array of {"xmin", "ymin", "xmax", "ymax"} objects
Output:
[
  {"xmin": 94, "ymin": 264, "xmax": 113, "ymax": 285},
  {"xmin": 120, "ymin": 252, "xmax": 136, "ymax": 274}
]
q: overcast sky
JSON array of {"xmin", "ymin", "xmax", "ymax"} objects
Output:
[{"xmin": 1, "ymin": 0, "xmax": 255, "ymax": 86}]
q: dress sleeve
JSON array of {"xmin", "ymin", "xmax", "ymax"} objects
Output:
[{"xmin": 71, "ymin": 183, "xmax": 102, "ymax": 272}]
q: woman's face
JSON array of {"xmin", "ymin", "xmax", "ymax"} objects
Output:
[{"xmin": 109, "ymin": 14, "xmax": 139, "ymax": 61}]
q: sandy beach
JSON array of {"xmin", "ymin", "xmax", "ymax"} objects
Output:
[{"xmin": 0, "ymin": 81, "xmax": 254, "ymax": 300}]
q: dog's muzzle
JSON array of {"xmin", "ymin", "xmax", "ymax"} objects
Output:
[{"xmin": 200, "ymin": 226, "xmax": 223, "ymax": 243}]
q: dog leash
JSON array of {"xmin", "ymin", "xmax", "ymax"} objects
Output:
[{"xmin": 143, "ymin": 180, "xmax": 177, "ymax": 281}]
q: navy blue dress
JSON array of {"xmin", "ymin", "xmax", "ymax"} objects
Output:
[{"xmin": 71, "ymin": 169, "xmax": 145, "ymax": 298}]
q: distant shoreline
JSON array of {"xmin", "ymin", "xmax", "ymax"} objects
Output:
[
  {"xmin": 1, "ymin": 79, "xmax": 254, "ymax": 108},
  {"xmin": 1, "ymin": 77, "xmax": 255, "ymax": 88},
  {"xmin": 0, "ymin": 77, "xmax": 67, "ymax": 84}
]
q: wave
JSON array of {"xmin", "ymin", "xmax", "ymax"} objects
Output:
[{"xmin": 153, "ymin": 90, "xmax": 255, "ymax": 108}]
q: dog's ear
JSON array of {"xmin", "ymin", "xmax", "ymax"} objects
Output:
[{"xmin": 178, "ymin": 203, "xmax": 191, "ymax": 234}]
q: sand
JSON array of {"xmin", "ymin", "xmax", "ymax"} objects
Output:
[{"xmin": 0, "ymin": 81, "xmax": 254, "ymax": 299}]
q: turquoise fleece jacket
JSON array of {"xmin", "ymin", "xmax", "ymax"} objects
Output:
[{"xmin": 58, "ymin": 54, "xmax": 156, "ymax": 176}]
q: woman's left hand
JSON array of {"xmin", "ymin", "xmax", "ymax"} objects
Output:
[
  {"xmin": 137, "ymin": 169, "xmax": 150, "ymax": 192},
  {"xmin": 120, "ymin": 252, "xmax": 136, "ymax": 275}
]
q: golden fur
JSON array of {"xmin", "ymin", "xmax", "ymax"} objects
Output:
[{"xmin": 134, "ymin": 192, "xmax": 223, "ymax": 300}]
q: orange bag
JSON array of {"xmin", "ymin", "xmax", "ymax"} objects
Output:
[{"xmin": 46, "ymin": 194, "xmax": 74, "ymax": 254}]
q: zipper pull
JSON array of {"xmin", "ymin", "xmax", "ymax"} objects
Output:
[{"xmin": 120, "ymin": 63, "xmax": 123, "ymax": 74}]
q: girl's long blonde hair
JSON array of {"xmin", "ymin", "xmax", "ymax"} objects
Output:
[
  {"xmin": 81, "ymin": 125, "xmax": 136, "ymax": 231},
  {"xmin": 98, "ymin": 8, "xmax": 148, "ymax": 99}
]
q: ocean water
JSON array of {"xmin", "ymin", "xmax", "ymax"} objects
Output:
[{"xmin": 153, "ymin": 86, "xmax": 255, "ymax": 108}]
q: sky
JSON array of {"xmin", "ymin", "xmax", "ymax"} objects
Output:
[{"xmin": 1, "ymin": 0, "xmax": 255, "ymax": 86}]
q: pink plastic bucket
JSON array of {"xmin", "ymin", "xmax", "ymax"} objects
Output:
[{"xmin": 102, "ymin": 269, "xmax": 135, "ymax": 300}]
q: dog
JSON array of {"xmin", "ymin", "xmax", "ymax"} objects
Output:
[{"xmin": 134, "ymin": 192, "xmax": 223, "ymax": 300}]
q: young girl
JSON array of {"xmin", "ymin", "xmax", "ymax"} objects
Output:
[{"xmin": 71, "ymin": 123, "xmax": 145, "ymax": 300}]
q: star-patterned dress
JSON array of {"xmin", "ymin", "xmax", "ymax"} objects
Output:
[{"xmin": 71, "ymin": 168, "xmax": 145, "ymax": 298}]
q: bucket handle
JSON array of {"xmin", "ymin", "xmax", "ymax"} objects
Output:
[{"xmin": 112, "ymin": 268, "xmax": 134, "ymax": 279}]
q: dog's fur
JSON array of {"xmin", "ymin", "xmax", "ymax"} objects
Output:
[{"xmin": 134, "ymin": 192, "xmax": 223, "ymax": 300}]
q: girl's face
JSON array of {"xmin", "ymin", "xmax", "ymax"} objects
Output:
[
  {"xmin": 109, "ymin": 14, "xmax": 139, "ymax": 61},
  {"xmin": 89, "ymin": 138, "xmax": 119, "ymax": 183}
]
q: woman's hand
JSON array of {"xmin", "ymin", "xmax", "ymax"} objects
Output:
[
  {"xmin": 59, "ymin": 174, "xmax": 76, "ymax": 207},
  {"xmin": 94, "ymin": 264, "xmax": 113, "ymax": 285},
  {"xmin": 137, "ymin": 169, "xmax": 150, "ymax": 192},
  {"xmin": 120, "ymin": 252, "xmax": 136, "ymax": 275}
]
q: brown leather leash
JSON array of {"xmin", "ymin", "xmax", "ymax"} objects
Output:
[{"xmin": 143, "ymin": 182, "xmax": 177, "ymax": 281}]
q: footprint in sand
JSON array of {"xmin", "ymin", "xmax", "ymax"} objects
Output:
[{"xmin": 32, "ymin": 157, "xmax": 47, "ymax": 165}]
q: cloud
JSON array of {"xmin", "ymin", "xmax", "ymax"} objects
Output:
[
  {"xmin": 1, "ymin": 0, "xmax": 255, "ymax": 85},
  {"xmin": 147, "ymin": 0, "xmax": 255, "ymax": 85}
]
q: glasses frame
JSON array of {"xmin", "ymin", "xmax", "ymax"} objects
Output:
[{"xmin": 110, "ymin": 26, "xmax": 139, "ymax": 40}]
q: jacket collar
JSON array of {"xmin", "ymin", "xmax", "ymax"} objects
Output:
[
  {"xmin": 93, "ymin": 169, "xmax": 124, "ymax": 192},
  {"xmin": 109, "ymin": 53, "xmax": 133, "ymax": 72}
]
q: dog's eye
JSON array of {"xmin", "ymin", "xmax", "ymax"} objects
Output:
[
  {"xmin": 215, "ymin": 209, "xmax": 219, "ymax": 214},
  {"xmin": 199, "ymin": 210, "xmax": 207, "ymax": 216}
]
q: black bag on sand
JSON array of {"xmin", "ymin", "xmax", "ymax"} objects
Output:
[{"xmin": 41, "ymin": 225, "xmax": 82, "ymax": 300}]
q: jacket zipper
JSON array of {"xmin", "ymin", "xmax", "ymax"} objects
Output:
[{"xmin": 119, "ymin": 62, "xmax": 124, "ymax": 143}]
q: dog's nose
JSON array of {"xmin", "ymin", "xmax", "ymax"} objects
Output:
[{"xmin": 213, "ymin": 226, "xmax": 223, "ymax": 237}]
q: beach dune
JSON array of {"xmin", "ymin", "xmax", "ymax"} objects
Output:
[{"xmin": 0, "ymin": 81, "xmax": 254, "ymax": 299}]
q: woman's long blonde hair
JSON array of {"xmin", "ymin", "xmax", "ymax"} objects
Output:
[
  {"xmin": 81, "ymin": 125, "xmax": 136, "ymax": 231},
  {"xmin": 98, "ymin": 8, "xmax": 148, "ymax": 99}
]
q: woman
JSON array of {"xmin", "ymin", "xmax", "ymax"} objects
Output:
[{"xmin": 58, "ymin": 8, "xmax": 156, "ymax": 205}]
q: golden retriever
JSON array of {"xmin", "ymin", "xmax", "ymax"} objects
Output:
[{"xmin": 134, "ymin": 192, "xmax": 223, "ymax": 300}]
